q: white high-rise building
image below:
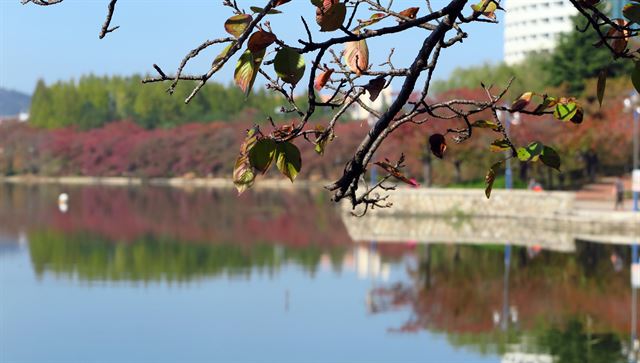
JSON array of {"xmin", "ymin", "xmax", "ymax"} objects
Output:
[
  {"xmin": 503, "ymin": 0, "xmax": 577, "ymax": 64},
  {"xmin": 504, "ymin": 0, "xmax": 625, "ymax": 65}
]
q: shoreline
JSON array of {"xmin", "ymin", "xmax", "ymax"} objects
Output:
[
  {"xmin": 0, "ymin": 175, "xmax": 329, "ymax": 189},
  {"xmin": 3, "ymin": 175, "xmax": 638, "ymax": 227}
]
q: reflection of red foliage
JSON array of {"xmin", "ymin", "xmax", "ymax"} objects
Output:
[
  {"xmin": 0, "ymin": 185, "xmax": 351, "ymax": 249},
  {"xmin": 373, "ymin": 252, "xmax": 638, "ymax": 336}
]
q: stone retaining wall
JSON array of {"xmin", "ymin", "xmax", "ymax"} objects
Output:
[
  {"xmin": 341, "ymin": 188, "xmax": 639, "ymax": 250},
  {"xmin": 352, "ymin": 188, "xmax": 575, "ymax": 218}
]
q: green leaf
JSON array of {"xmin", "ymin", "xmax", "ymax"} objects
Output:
[
  {"xmin": 597, "ymin": 68, "xmax": 607, "ymax": 108},
  {"xmin": 471, "ymin": 119, "xmax": 499, "ymax": 131},
  {"xmin": 275, "ymin": 142, "xmax": 302, "ymax": 182},
  {"xmin": 540, "ymin": 146, "xmax": 561, "ymax": 171},
  {"xmin": 313, "ymin": 125, "xmax": 332, "ymax": 155},
  {"xmin": 249, "ymin": 138, "xmax": 277, "ymax": 174},
  {"xmin": 274, "ymin": 48, "xmax": 306, "ymax": 85},
  {"xmin": 553, "ymin": 102, "xmax": 578, "ymax": 122},
  {"xmin": 471, "ymin": 0, "xmax": 499, "ymax": 19},
  {"xmin": 532, "ymin": 96, "xmax": 557, "ymax": 114},
  {"xmin": 224, "ymin": 14, "xmax": 253, "ymax": 38},
  {"xmin": 516, "ymin": 141, "xmax": 543, "ymax": 162},
  {"xmin": 489, "ymin": 139, "xmax": 511, "ymax": 152},
  {"xmin": 234, "ymin": 49, "xmax": 265, "ymax": 96},
  {"xmin": 623, "ymin": 3, "xmax": 640, "ymax": 24},
  {"xmin": 354, "ymin": 13, "xmax": 387, "ymax": 31},
  {"xmin": 249, "ymin": 6, "xmax": 282, "ymax": 14},
  {"xmin": 213, "ymin": 43, "xmax": 234, "ymax": 67},
  {"xmin": 632, "ymin": 62, "xmax": 640, "ymax": 94}
]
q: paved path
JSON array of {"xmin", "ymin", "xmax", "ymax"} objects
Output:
[{"xmin": 575, "ymin": 175, "xmax": 634, "ymax": 212}]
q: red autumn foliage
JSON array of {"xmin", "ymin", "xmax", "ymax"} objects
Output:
[{"xmin": 0, "ymin": 86, "xmax": 634, "ymax": 186}]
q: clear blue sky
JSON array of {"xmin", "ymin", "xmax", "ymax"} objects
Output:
[{"xmin": 0, "ymin": 0, "xmax": 504, "ymax": 95}]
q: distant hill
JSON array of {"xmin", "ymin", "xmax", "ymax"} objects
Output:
[{"xmin": 0, "ymin": 88, "xmax": 30, "ymax": 116}]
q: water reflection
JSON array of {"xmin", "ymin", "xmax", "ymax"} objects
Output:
[
  {"xmin": 368, "ymin": 242, "xmax": 639, "ymax": 363},
  {"xmin": 0, "ymin": 184, "xmax": 638, "ymax": 363}
]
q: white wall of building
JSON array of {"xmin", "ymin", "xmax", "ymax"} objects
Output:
[{"xmin": 504, "ymin": 0, "xmax": 577, "ymax": 64}]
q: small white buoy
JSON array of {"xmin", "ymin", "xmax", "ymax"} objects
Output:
[
  {"xmin": 58, "ymin": 193, "xmax": 69, "ymax": 213},
  {"xmin": 58, "ymin": 193, "xmax": 69, "ymax": 204}
]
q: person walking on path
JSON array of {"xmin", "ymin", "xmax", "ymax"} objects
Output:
[{"xmin": 614, "ymin": 177, "xmax": 625, "ymax": 210}]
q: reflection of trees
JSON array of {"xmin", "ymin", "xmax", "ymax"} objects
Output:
[
  {"xmin": 0, "ymin": 184, "xmax": 350, "ymax": 248},
  {"xmin": 0, "ymin": 184, "xmax": 354, "ymax": 282},
  {"xmin": 541, "ymin": 320, "xmax": 625, "ymax": 363},
  {"xmin": 28, "ymin": 230, "xmax": 348, "ymax": 282},
  {"xmin": 370, "ymin": 243, "xmax": 636, "ymax": 361}
]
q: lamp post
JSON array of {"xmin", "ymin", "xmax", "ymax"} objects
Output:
[
  {"xmin": 623, "ymin": 92, "xmax": 640, "ymax": 212},
  {"xmin": 505, "ymin": 112, "xmax": 513, "ymax": 190},
  {"xmin": 498, "ymin": 109, "xmax": 521, "ymax": 190},
  {"xmin": 625, "ymin": 92, "xmax": 640, "ymax": 363}
]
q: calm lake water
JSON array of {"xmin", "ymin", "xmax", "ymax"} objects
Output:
[{"xmin": 0, "ymin": 184, "xmax": 638, "ymax": 363}]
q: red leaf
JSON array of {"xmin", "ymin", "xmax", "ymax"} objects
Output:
[
  {"xmin": 398, "ymin": 7, "xmax": 419, "ymax": 20},
  {"xmin": 374, "ymin": 161, "xmax": 419, "ymax": 186},
  {"xmin": 247, "ymin": 30, "xmax": 277, "ymax": 53},
  {"xmin": 429, "ymin": 134, "xmax": 447, "ymax": 159},
  {"xmin": 314, "ymin": 69, "xmax": 334, "ymax": 91}
]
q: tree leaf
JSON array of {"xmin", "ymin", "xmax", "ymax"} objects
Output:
[
  {"xmin": 355, "ymin": 13, "xmax": 387, "ymax": 31},
  {"xmin": 249, "ymin": 138, "xmax": 277, "ymax": 174},
  {"xmin": 632, "ymin": 62, "xmax": 640, "ymax": 94},
  {"xmin": 471, "ymin": 0, "xmax": 499, "ymax": 20},
  {"xmin": 345, "ymin": 37, "xmax": 369, "ymax": 75},
  {"xmin": 606, "ymin": 19, "xmax": 629, "ymax": 53},
  {"xmin": 553, "ymin": 101, "xmax": 578, "ymax": 122},
  {"xmin": 511, "ymin": 92, "xmax": 533, "ymax": 111},
  {"xmin": 471, "ymin": 119, "xmax": 499, "ymax": 131},
  {"xmin": 275, "ymin": 142, "xmax": 302, "ymax": 182},
  {"xmin": 597, "ymin": 68, "xmax": 607, "ymax": 108},
  {"xmin": 274, "ymin": 47, "xmax": 306, "ymax": 85},
  {"xmin": 364, "ymin": 76, "xmax": 386, "ymax": 101},
  {"xmin": 314, "ymin": 69, "xmax": 334, "ymax": 91},
  {"xmin": 623, "ymin": 3, "xmax": 640, "ymax": 24},
  {"xmin": 532, "ymin": 95, "xmax": 558, "ymax": 113},
  {"xmin": 316, "ymin": 2, "xmax": 346, "ymax": 32},
  {"xmin": 570, "ymin": 107, "xmax": 584, "ymax": 124},
  {"xmin": 313, "ymin": 125, "xmax": 333, "ymax": 155},
  {"xmin": 540, "ymin": 145, "xmax": 561, "ymax": 171},
  {"xmin": 249, "ymin": 6, "xmax": 282, "ymax": 14},
  {"xmin": 233, "ymin": 127, "xmax": 259, "ymax": 194},
  {"xmin": 374, "ymin": 161, "xmax": 419, "ymax": 186},
  {"xmin": 212, "ymin": 43, "xmax": 234, "ymax": 67},
  {"xmin": 428, "ymin": 134, "xmax": 447, "ymax": 159},
  {"xmin": 247, "ymin": 30, "xmax": 277, "ymax": 53},
  {"xmin": 489, "ymin": 139, "xmax": 511, "ymax": 152},
  {"xmin": 234, "ymin": 49, "xmax": 265, "ymax": 96},
  {"xmin": 224, "ymin": 14, "xmax": 253, "ymax": 38},
  {"xmin": 516, "ymin": 141, "xmax": 543, "ymax": 162},
  {"xmin": 485, "ymin": 167, "xmax": 496, "ymax": 199},
  {"xmin": 398, "ymin": 7, "xmax": 419, "ymax": 20}
]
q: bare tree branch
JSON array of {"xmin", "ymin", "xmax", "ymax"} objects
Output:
[{"xmin": 98, "ymin": 0, "xmax": 119, "ymax": 39}]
